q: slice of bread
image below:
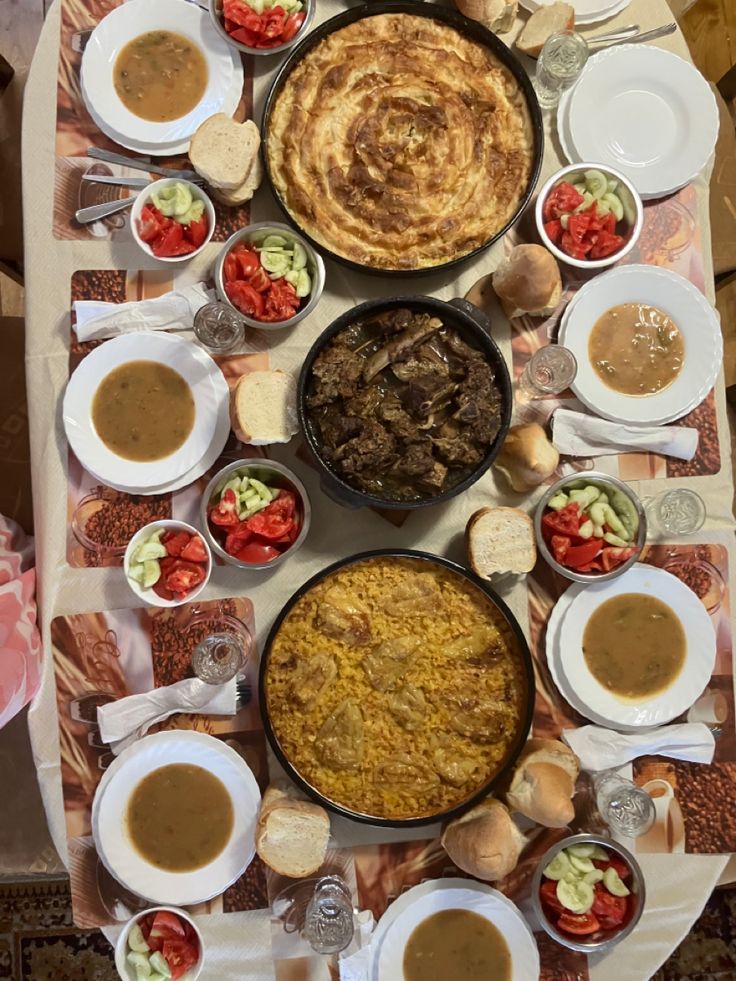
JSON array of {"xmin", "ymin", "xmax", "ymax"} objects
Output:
[
  {"xmin": 189, "ymin": 115, "xmax": 260, "ymax": 190},
  {"xmin": 211, "ymin": 153, "xmax": 263, "ymax": 207},
  {"xmin": 256, "ymin": 800, "xmax": 331, "ymax": 877},
  {"xmin": 466, "ymin": 506, "xmax": 536, "ymax": 577},
  {"xmin": 231, "ymin": 370, "xmax": 299, "ymax": 445},
  {"xmin": 516, "ymin": 3, "xmax": 576, "ymax": 59}
]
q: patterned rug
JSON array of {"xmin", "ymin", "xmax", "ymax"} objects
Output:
[{"xmin": 1, "ymin": 875, "xmax": 735, "ymax": 980}]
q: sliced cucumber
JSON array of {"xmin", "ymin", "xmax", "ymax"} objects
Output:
[
  {"xmin": 261, "ymin": 251, "xmax": 290, "ymax": 276},
  {"xmin": 295, "ymin": 268, "xmax": 312, "ymax": 298},
  {"xmin": 127, "ymin": 562, "xmax": 146, "ymax": 584},
  {"xmin": 567, "ymin": 844, "xmax": 596, "ymax": 858},
  {"xmin": 148, "ymin": 975, "xmax": 168, "ymax": 981},
  {"xmin": 590, "ymin": 844, "xmax": 610, "ymax": 861},
  {"xmin": 249, "ymin": 478, "xmax": 274, "ymax": 501},
  {"xmin": 543, "ymin": 850, "xmax": 572, "ymax": 881},
  {"xmin": 578, "ymin": 520, "xmax": 594, "ymax": 539},
  {"xmin": 560, "ymin": 213, "xmax": 570, "ymax": 231},
  {"xmin": 604, "ymin": 867, "xmax": 631, "ymax": 897},
  {"xmin": 285, "ymin": 269, "xmax": 300, "ymax": 287},
  {"xmin": 574, "ymin": 190, "xmax": 595, "ymax": 213},
  {"xmin": 602, "ymin": 192, "xmax": 624, "ymax": 222},
  {"xmin": 596, "ymin": 197, "xmax": 612, "ymax": 216},
  {"xmin": 621, "ymin": 191, "xmax": 638, "ymax": 227},
  {"xmin": 135, "ymin": 541, "xmax": 167, "ymax": 562},
  {"xmin": 557, "ymin": 877, "xmax": 594, "ymax": 914},
  {"xmin": 607, "ymin": 178, "xmax": 619, "ymax": 193},
  {"xmin": 127, "ymin": 950, "xmax": 151, "ymax": 975},
  {"xmin": 149, "ymin": 951, "xmax": 172, "ymax": 978},
  {"xmin": 583, "ymin": 868, "xmax": 605, "ymax": 885},
  {"xmin": 142, "ymin": 559, "xmax": 161, "ymax": 589},
  {"xmin": 569, "ymin": 486, "xmax": 600, "ymax": 509},
  {"xmin": 262, "ymin": 234, "xmax": 289, "ymax": 249},
  {"xmin": 608, "ymin": 487, "xmax": 639, "ymax": 540},
  {"xmin": 603, "ymin": 531, "xmax": 628, "ymax": 548},
  {"xmin": 547, "ymin": 491, "xmax": 570, "ymax": 511},
  {"xmin": 584, "ymin": 168, "xmax": 609, "ymax": 199},
  {"xmin": 128, "ymin": 924, "xmax": 150, "ymax": 954},
  {"xmin": 292, "ymin": 241, "xmax": 308, "ymax": 270},
  {"xmin": 568, "ymin": 853, "xmax": 595, "ymax": 874}
]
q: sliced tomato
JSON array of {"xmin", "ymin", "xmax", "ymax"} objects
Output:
[
  {"xmin": 282, "ymin": 11, "xmax": 305, "ymax": 41},
  {"xmin": 186, "ymin": 216, "xmax": 208, "ymax": 249},
  {"xmin": 542, "ymin": 502, "xmax": 580, "ymax": 537},
  {"xmin": 262, "ymin": 6, "xmax": 287, "ymax": 38},
  {"xmin": 540, "ymin": 880, "xmax": 565, "ymax": 915},
  {"xmin": 247, "ymin": 511, "xmax": 293, "ymax": 541},
  {"xmin": 209, "ymin": 487, "xmax": 239, "ymax": 527},
  {"xmin": 544, "ymin": 218, "xmax": 563, "ymax": 244},
  {"xmin": 560, "ymin": 230, "xmax": 590, "ymax": 260},
  {"xmin": 543, "ymin": 181, "xmax": 584, "ymax": 221},
  {"xmin": 161, "ymin": 937, "xmax": 199, "ymax": 980},
  {"xmin": 152, "ymin": 577, "xmax": 174, "ymax": 601},
  {"xmin": 558, "ymin": 911, "xmax": 600, "ymax": 936},
  {"xmin": 550, "ymin": 534, "xmax": 570, "ymax": 564},
  {"xmin": 564, "ymin": 539, "xmax": 603, "ymax": 569},
  {"xmin": 224, "ymin": 521, "xmax": 253, "ymax": 556},
  {"xmin": 600, "ymin": 545, "xmax": 636, "ymax": 572},
  {"xmin": 592, "ymin": 887, "xmax": 627, "ymax": 928},
  {"xmin": 567, "ymin": 211, "xmax": 593, "ymax": 245},
  {"xmin": 165, "ymin": 561, "xmax": 206, "ymax": 597},
  {"xmin": 576, "ymin": 558, "xmax": 604, "ymax": 573},
  {"xmin": 602, "ymin": 211, "xmax": 617, "ymax": 234},
  {"xmin": 151, "ymin": 219, "xmax": 183, "ymax": 257},
  {"xmin": 593, "ymin": 856, "xmax": 631, "ymax": 880},
  {"xmin": 225, "ymin": 281, "xmax": 265, "ymax": 318},
  {"xmin": 162, "ymin": 530, "xmax": 190, "ymax": 557},
  {"xmin": 150, "ymin": 910, "xmax": 187, "ymax": 941},
  {"xmin": 180, "ymin": 534, "xmax": 208, "ymax": 563},
  {"xmin": 138, "ymin": 914, "xmax": 155, "ymax": 941},
  {"xmin": 223, "ymin": 253, "xmax": 240, "ymax": 282},
  {"xmin": 590, "ymin": 230, "xmax": 625, "ymax": 259},
  {"xmin": 235, "ymin": 542, "xmax": 281, "ymax": 563},
  {"xmin": 265, "ymin": 490, "xmax": 296, "ymax": 520},
  {"xmin": 236, "ymin": 247, "xmax": 260, "ymax": 278},
  {"xmin": 249, "ymin": 266, "xmax": 271, "ymax": 293},
  {"xmin": 138, "ymin": 204, "xmax": 163, "ymax": 243}
]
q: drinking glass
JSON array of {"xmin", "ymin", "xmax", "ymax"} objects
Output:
[
  {"xmin": 193, "ymin": 301, "xmax": 245, "ymax": 354},
  {"xmin": 534, "ymin": 31, "xmax": 589, "ymax": 109},
  {"xmin": 592, "ymin": 771, "xmax": 655, "ymax": 838},
  {"xmin": 518, "ymin": 346, "xmax": 577, "ymax": 398},
  {"xmin": 303, "ymin": 876, "xmax": 355, "ymax": 955},
  {"xmin": 649, "ymin": 488, "xmax": 706, "ymax": 536},
  {"xmin": 185, "ymin": 610, "xmax": 253, "ymax": 684}
]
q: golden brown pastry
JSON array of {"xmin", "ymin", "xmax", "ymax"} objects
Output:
[{"xmin": 266, "ymin": 13, "xmax": 536, "ymax": 270}]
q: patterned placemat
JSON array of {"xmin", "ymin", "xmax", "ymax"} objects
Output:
[{"xmin": 50, "ymin": 596, "xmax": 269, "ymax": 929}]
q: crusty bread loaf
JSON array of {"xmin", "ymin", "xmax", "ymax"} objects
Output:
[
  {"xmin": 189, "ymin": 115, "xmax": 260, "ymax": 190},
  {"xmin": 454, "ymin": 0, "xmax": 518, "ymax": 32},
  {"xmin": 256, "ymin": 793, "xmax": 331, "ymax": 878},
  {"xmin": 231, "ymin": 370, "xmax": 299, "ymax": 445},
  {"xmin": 492, "ymin": 244, "xmax": 562, "ymax": 320},
  {"xmin": 211, "ymin": 152, "xmax": 263, "ymax": 207},
  {"xmin": 516, "ymin": 3, "xmax": 576, "ymax": 59},
  {"xmin": 441, "ymin": 798, "xmax": 526, "ymax": 881},
  {"xmin": 493, "ymin": 423, "xmax": 559, "ymax": 493},
  {"xmin": 505, "ymin": 738, "xmax": 580, "ymax": 828},
  {"xmin": 466, "ymin": 506, "xmax": 536, "ymax": 577}
]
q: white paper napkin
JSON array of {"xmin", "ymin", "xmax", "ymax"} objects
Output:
[
  {"xmin": 74, "ymin": 283, "xmax": 215, "ymax": 342},
  {"xmin": 339, "ymin": 911, "xmax": 376, "ymax": 981},
  {"xmin": 97, "ymin": 677, "xmax": 236, "ymax": 755},
  {"xmin": 552, "ymin": 407, "xmax": 699, "ymax": 461},
  {"xmin": 561, "ymin": 723, "xmax": 715, "ymax": 771}
]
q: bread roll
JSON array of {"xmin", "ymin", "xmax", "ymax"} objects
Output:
[
  {"xmin": 441, "ymin": 798, "xmax": 526, "ymax": 881},
  {"xmin": 466, "ymin": 506, "xmax": 536, "ymax": 577},
  {"xmin": 256, "ymin": 791, "xmax": 331, "ymax": 878},
  {"xmin": 505, "ymin": 738, "xmax": 580, "ymax": 828},
  {"xmin": 454, "ymin": 0, "xmax": 518, "ymax": 32},
  {"xmin": 516, "ymin": 3, "xmax": 576, "ymax": 58},
  {"xmin": 189, "ymin": 115, "xmax": 260, "ymax": 190},
  {"xmin": 493, "ymin": 423, "xmax": 559, "ymax": 493},
  {"xmin": 492, "ymin": 244, "xmax": 562, "ymax": 320},
  {"xmin": 231, "ymin": 370, "xmax": 299, "ymax": 445}
]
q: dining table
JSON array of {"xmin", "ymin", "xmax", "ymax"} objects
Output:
[{"xmin": 20, "ymin": 0, "xmax": 736, "ymax": 978}]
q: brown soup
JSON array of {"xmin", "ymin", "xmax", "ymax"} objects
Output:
[
  {"xmin": 588, "ymin": 303, "xmax": 684, "ymax": 396},
  {"xmin": 126, "ymin": 763, "xmax": 234, "ymax": 872},
  {"xmin": 583, "ymin": 593, "xmax": 686, "ymax": 700},
  {"xmin": 403, "ymin": 909, "xmax": 511, "ymax": 981},
  {"xmin": 92, "ymin": 360, "xmax": 195, "ymax": 462},
  {"xmin": 114, "ymin": 31, "xmax": 208, "ymax": 123}
]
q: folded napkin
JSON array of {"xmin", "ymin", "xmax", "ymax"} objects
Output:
[
  {"xmin": 339, "ymin": 911, "xmax": 376, "ymax": 981},
  {"xmin": 97, "ymin": 677, "xmax": 236, "ymax": 755},
  {"xmin": 74, "ymin": 282, "xmax": 215, "ymax": 342},
  {"xmin": 561, "ymin": 723, "xmax": 715, "ymax": 771},
  {"xmin": 552, "ymin": 407, "xmax": 698, "ymax": 461}
]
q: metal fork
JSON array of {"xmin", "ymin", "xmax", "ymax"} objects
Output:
[
  {"xmin": 588, "ymin": 22, "xmax": 677, "ymax": 48},
  {"xmin": 87, "ymin": 146, "xmax": 203, "ymax": 182},
  {"xmin": 236, "ymin": 678, "xmax": 252, "ymax": 709}
]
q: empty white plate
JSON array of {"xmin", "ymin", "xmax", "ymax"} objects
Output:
[
  {"xmin": 371, "ymin": 880, "xmax": 539, "ymax": 981},
  {"xmin": 567, "ymin": 45, "xmax": 719, "ymax": 199},
  {"xmin": 92, "ymin": 730, "xmax": 261, "ymax": 906},
  {"xmin": 520, "ymin": 0, "xmax": 630, "ymax": 24},
  {"xmin": 81, "ymin": 0, "xmax": 237, "ymax": 147},
  {"xmin": 558, "ymin": 564, "xmax": 716, "ymax": 728},
  {"xmin": 558, "ymin": 264, "xmax": 722, "ymax": 426},
  {"xmin": 63, "ymin": 333, "xmax": 221, "ymax": 490}
]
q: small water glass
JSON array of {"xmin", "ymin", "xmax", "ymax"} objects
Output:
[
  {"xmin": 185, "ymin": 610, "xmax": 253, "ymax": 684},
  {"xmin": 518, "ymin": 346, "xmax": 577, "ymax": 398},
  {"xmin": 648, "ymin": 488, "xmax": 706, "ymax": 537},
  {"xmin": 303, "ymin": 876, "xmax": 355, "ymax": 955},
  {"xmin": 193, "ymin": 301, "xmax": 245, "ymax": 354},
  {"xmin": 592, "ymin": 770, "xmax": 655, "ymax": 838},
  {"xmin": 534, "ymin": 31, "xmax": 589, "ymax": 109}
]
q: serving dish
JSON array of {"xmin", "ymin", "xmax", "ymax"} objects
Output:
[
  {"xmin": 297, "ymin": 296, "xmax": 512, "ymax": 510},
  {"xmin": 259, "ymin": 549, "xmax": 535, "ymax": 827},
  {"xmin": 130, "ymin": 178, "xmax": 215, "ymax": 263},
  {"xmin": 535, "ymin": 163, "xmax": 643, "ymax": 269},
  {"xmin": 531, "ymin": 834, "xmax": 644, "ymax": 953},
  {"xmin": 214, "ymin": 223, "xmax": 325, "ymax": 330},
  {"xmin": 261, "ymin": 2, "xmax": 543, "ymax": 276},
  {"xmin": 566, "ymin": 45, "xmax": 719, "ymax": 199},
  {"xmin": 559, "ymin": 264, "xmax": 722, "ymax": 426},
  {"xmin": 535, "ymin": 472, "xmax": 646, "ymax": 583},
  {"xmin": 209, "ymin": 0, "xmax": 315, "ymax": 58},
  {"xmin": 92, "ymin": 730, "xmax": 261, "ymax": 906},
  {"xmin": 115, "ymin": 906, "xmax": 204, "ymax": 981},
  {"xmin": 80, "ymin": 0, "xmax": 239, "ymax": 148},
  {"xmin": 200, "ymin": 459, "xmax": 311, "ymax": 570},
  {"xmin": 370, "ymin": 879, "xmax": 539, "ymax": 980},
  {"xmin": 123, "ymin": 519, "xmax": 212, "ymax": 608},
  {"xmin": 558, "ymin": 563, "xmax": 717, "ymax": 728},
  {"xmin": 63, "ymin": 333, "xmax": 222, "ymax": 491}
]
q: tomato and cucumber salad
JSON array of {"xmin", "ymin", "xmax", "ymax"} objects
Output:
[
  {"xmin": 126, "ymin": 909, "xmax": 200, "ymax": 980},
  {"xmin": 207, "ymin": 471, "xmax": 302, "ymax": 564},
  {"xmin": 222, "ymin": 0, "xmax": 306, "ymax": 49},
  {"xmin": 542, "ymin": 170, "xmax": 634, "ymax": 262},
  {"xmin": 223, "ymin": 233, "xmax": 312, "ymax": 323},
  {"xmin": 540, "ymin": 842, "xmax": 636, "ymax": 939},
  {"xmin": 137, "ymin": 182, "xmax": 209, "ymax": 259},
  {"xmin": 127, "ymin": 527, "xmax": 210, "ymax": 601}
]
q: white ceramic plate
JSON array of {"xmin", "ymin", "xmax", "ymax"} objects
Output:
[
  {"xmin": 546, "ymin": 583, "xmax": 652, "ymax": 733},
  {"xmin": 81, "ymin": 0, "xmax": 237, "ymax": 146},
  {"xmin": 558, "ymin": 564, "xmax": 716, "ymax": 728},
  {"xmin": 567, "ymin": 45, "xmax": 719, "ymax": 199},
  {"xmin": 92, "ymin": 730, "xmax": 261, "ymax": 906},
  {"xmin": 63, "ymin": 333, "xmax": 221, "ymax": 490},
  {"xmin": 520, "ymin": 0, "xmax": 630, "ymax": 24},
  {"xmin": 556, "ymin": 81, "xmax": 579, "ymax": 165},
  {"xmin": 371, "ymin": 879, "xmax": 539, "ymax": 981},
  {"xmin": 558, "ymin": 264, "xmax": 722, "ymax": 426}
]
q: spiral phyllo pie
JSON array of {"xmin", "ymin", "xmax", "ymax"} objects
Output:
[{"xmin": 266, "ymin": 13, "xmax": 536, "ymax": 270}]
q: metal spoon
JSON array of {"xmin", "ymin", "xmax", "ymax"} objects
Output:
[{"xmin": 75, "ymin": 196, "xmax": 137, "ymax": 225}]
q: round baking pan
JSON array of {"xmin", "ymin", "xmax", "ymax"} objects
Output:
[
  {"xmin": 259, "ymin": 548, "xmax": 536, "ymax": 828},
  {"xmin": 297, "ymin": 295, "xmax": 512, "ymax": 510},
  {"xmin": 261, "ymin": 1, "xmax": 544, "ymax": 277}
]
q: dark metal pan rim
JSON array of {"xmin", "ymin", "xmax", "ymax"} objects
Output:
[
  {"xmin": 260, "ymin": 1, "xmax": 544, "ymax": 278},
  {"xmin": 258, "ymin": 547, "xmax": 536, "ymax": 828}
]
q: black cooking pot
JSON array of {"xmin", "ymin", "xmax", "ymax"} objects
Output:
[
  {"xmin": 261, "ymin": 0, "xmax": 543, "ymax": 277},
  {"xmin": 259, "ymin": 548, "xmax": 535, "ymax": 828},
  {"xmin": 297, "ymin": 295, "xmax": 512, "ymax": 510}
]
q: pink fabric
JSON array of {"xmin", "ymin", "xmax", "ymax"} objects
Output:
[{"xmin": 0, "ymin": 516, "xmax": 42, "ymax": 729}]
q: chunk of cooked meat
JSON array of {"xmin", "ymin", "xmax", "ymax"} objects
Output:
[
  {"xmin": 406, "ymin": 374, "xmax": 457, "ymax": 418},
  {"xmin": 317, "ymin": 586, "xmax": 372, "ymax": 646},
  {"xmin": 290, "ymin": 652, "xmax": 338, "ymax": 708},
  {"xmin": 448, "ymin": 694, "xmax": 507, "ymax": 742},
  {"xmin": 415, "ymin": 460, "xmax": 448, "ymax": 492},
  {"xmin": 383, "ymin": 573, "xmax": 444, "ymax": 616},
  {"xmin": 375, "ymin": 753, "xmax": 439, "ymax": 794},
  {"xmin": 345, "ymin": 387, "xmax": 382, "ymax": 419},
  {"xmin": 445, "ymin": 627, "xmax": 506, "ymax": 666},
  {"xmin": 391, "ymin": 340, "xmax": 451, "ymax": 382},
  {"xmin": 363, "ymin": 315, "xmax": 443, "ymax": 382},
  {"xmin": 378, "ymin": 393, "xmax": 421, "ymax": 442},
  {"xmin": 387, "ymin": 684, "xmax": 427, "ymax": 730},
  {"xmin": 432, "ymin": 432, "xmax": 484, "ymax": 467},
  {"xmin": 454, "ymin": 359, "xmax": 502, "ymax": 445},
  {"xmin": 320, "ymin": 415, "xmax": 364, "ymax": 449},
  {"xmin": 332, "ymin": 420, "xmax": 397, "ymax": 475},
  {"xmin": 391, "ymin": 440, "xmax": 438, "ymax": 478},
  {"xmin": 445, "ymin": 331, "xmax": 484, "ymax": 363},
  {"xmin": 315, "ymin": 699, "xmax": 364, "ymax": 770},
  {"xmin": 433, "ymin": 749, "xmax": 479, "ymax": 788},
  {"xmin": 308, "ymin": 341, "xmax": 365, "ymax": 407},
  {"xmin": 362, "ymin": 637, "xmax": 418, "ymax": 691}
]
